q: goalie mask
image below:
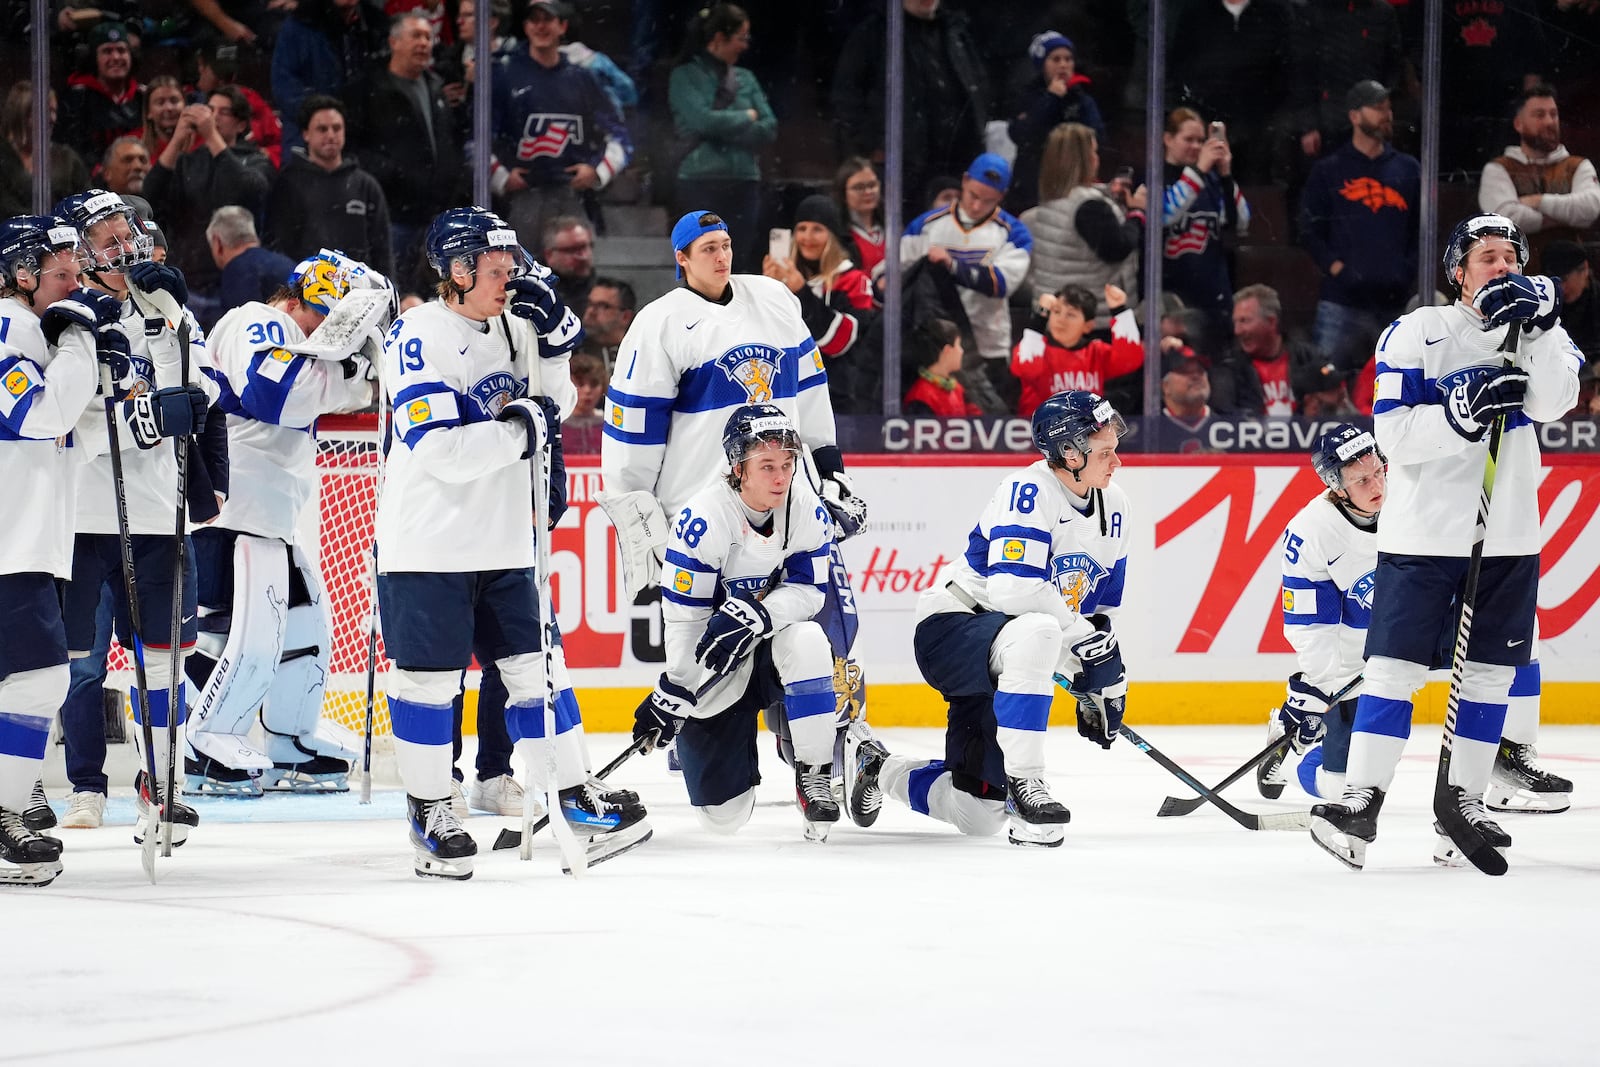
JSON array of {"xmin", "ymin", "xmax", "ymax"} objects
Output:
[{"xmin": 286, "ymin": 250, "xmax": 358, "ymax": 315}]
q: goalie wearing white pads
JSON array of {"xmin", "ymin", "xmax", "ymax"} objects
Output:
[
  {"xmin": 377, "ymin": 206, "xmax": 647, "ymax": 879},
  {"xmin": 184, "ymin": 251, "xmax": 384, "ymax": 796},
  {"xmin": 851, "ymin": 391, "xmax": 1131, "ymax": 848},
  {"xmin": 631, "ymin": 405, "xmax": 840, "ymax": 841}
]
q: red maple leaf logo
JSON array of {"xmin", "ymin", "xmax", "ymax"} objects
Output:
[
  {"xmin": 1461, "ymin": 17, "xmax": 1498, "ymax": 47},
  {"xmin": 1338, "ymin": 177, "xmax": 1409, "ymax": 213}
]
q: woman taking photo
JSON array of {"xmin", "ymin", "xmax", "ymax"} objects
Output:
[{"xmin": 1161, "ymin": 106, "xmax": 1251, "ymax": 351}]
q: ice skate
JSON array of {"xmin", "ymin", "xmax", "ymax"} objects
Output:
[
  {"xmin": 183, "ymin": 754, "xmax": 263, "ymax": 798},
  {"xmin": 1432, "ymin": 786, "xmax": 1511, "ymax": 873},
  {"xmin": 408, "ymin": 795, "xmax": 476, "ymax": 880},
  {"xmin": 23, "ymin": 779, "xmax": 57, "ymax": 832},
  {"xmin": 795, "ymin": 761, "xmax": 840, "ymax": 841},
  {"xmin": 1005, "ymin": 776, "xmax": 1070, "ymax": 847},
  {"xmin": 471, "ymin": 774, "xmax": 545, "ymax": 819},
  {"xmin": 260, "ymin": 755, "xmax": 350, "ymax": 794},
  {"xmin": 60, "ymin": 791, "xmax": 106, "ymax": 829},
  {"xmin": 0, "ymin": 806, "xmax": 62, "ymax": 887},
  {"xmin": 1487, "ymin": 738, "xmax": 1572, "ymax": 815},
  {"xmin": 559, "ymin": 782, "xmax": 652, "ymax": 870},
  {"xmin": 844, "ymin": 720, "xmax": 888, "ymax": 829},
  {"xmin": 1257, "ymin": 710, "xmax": 1288, "ymax": 799},
  {"xmin": 1309, "ymin": 786, "xmax": 1384, "ymax": 870},
  {"xmin": 133, "ymin": 771, "xmax": 200, "ymax": 848}
]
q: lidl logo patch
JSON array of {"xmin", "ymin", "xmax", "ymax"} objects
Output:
[
  {"xmin": 407, "ymin": 398, "xmax": 431, "ymax": 424},
  {"xmin": 1001, "ymin": 539, "xmax": 1025, "ymax": 562},
  {"xmin": 673, "ymin": 569, "xmax": 693, "ymax": 593},
  {"xmin": 610, "ymin": 403, "xmax": 624, "ymax": 427},
  {"xmin": 4, "ymin": 369, "xmax": 29, "ymax": 396},
  {"xmin": 1282, "ymin": 589, "xmax": 1295, "ymax": 612},
  {"xmin": 269, "ymin": 347, "xmax": 293, "ymax": 363}
]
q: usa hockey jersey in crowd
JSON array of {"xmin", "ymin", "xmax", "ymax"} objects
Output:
[
  {"xmin": 1373, "ymin": 301, "xmax": 1579, "ymax": 558},
  {"xmin": 206, "ymin": 302, "xmax": 373, "ymax": 541},
  {"xmin": 659, "ymin": 477, "xmax": 834, "ymax": 717},
  {"xmin": 900, "ymin": 204, "xmax": 1033, "ymax": 363},
  {"xmin": 489, "ymin": 51, "xmax": 631, "ymax": 193},
  {"xmin": 601, "ymin": 276, "xmax": 835, "ymax": 517},
  {"xmin": 377, "ymin": 300, "xmax": 576, "ymax": 574},
  {"xmin": 0, "ymin": 295, "xmax": 98, "ymax": 577},
  {"xmin": 917, "ymin": 459, "xmax": 1129, "ymax": 649},
  {"xmin": 1280, "ymin": 494, "xmax": 1375, "ymax": 700}
]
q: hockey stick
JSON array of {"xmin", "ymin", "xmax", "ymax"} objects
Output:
[
  {"xmin": 359, "ymin": 375, "xmax": 390, "ymax": 804},
  {"xmin": 1053, "ymin": 674, "xmax": 1310, "ymax": 831},
  {"xmin": 1432, "ymin": 326, "xmax": 1521, "ymax": 878},
  {"xmin": 492, "ymin": 730, "xmax": 658, "ymax": 851},
  {"xmin": 1156, "ymin": 674, "xmax": 1363, "ymax": 817},
  {"xmin": 159, "ymin": 317, "xmax": 192, "ymax": 856}
]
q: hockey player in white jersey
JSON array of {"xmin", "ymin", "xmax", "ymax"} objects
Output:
[
  {"xmin": 849, "ymin": 391, "xmax": 1131, "ymax": 847},
  {"xmin": 51, "ymin": 190, "xmax": 220, "ymax": 847},
  {"xmin": 1310, "ymin": 214, "xmax": 1580, "ymax": 872},
  {"xmin": 376, "ymin": 206, "xmax": 648, "ymax": 879},
  {"xmin": 184, "ymin": 250, "xmax": 386, "ymax": 796},
  {"xmin": 632, "ymin": 405, "xmax": 841, "ymax": 840}
]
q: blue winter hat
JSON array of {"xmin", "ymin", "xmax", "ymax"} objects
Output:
[
  {"xmin": 965, "ymin": 152, "xmax": 1012, "ymax": 194},
  {"xmin": 1029, "ymin": 31, "xmax": 1074, "ymax": 69},
  {"xmin": 671, "ymin": 210, "xmax": 729, "ymax": 278}
]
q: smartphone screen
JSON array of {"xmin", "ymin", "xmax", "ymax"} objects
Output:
[
  {"xmin": 1208, "ymin": 121, "xmax": 1226, "ymax": 141},
  {"xmin": 769, "ymin": 228, "xmax": 793, "ymax": 262}
]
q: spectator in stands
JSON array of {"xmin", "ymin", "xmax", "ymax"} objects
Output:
[
  {"xmin": 568, "ymin": 351, "xmax": 607, "ymax": 427},
  {"xmin": 1298, "ymin": 80, "xmax": 1418, "ymax": 376},
  {"xmin": 540, "ymin": 214, "xmax": 596, "ymax": 315},
  {"xmin": 272, "ymin": 0, "xmax": 388, "ymax": 153},
  {"xmin": 834, "ymin": 156, "xmax": 885, "ymax": 280},
  {"xmin": 1210, "ymin": 284, "xmax": 1324, "ymax": 416},
  {"xmin": 0, "ymin": 82, "xmax": 90, "ymax": 218},
  {"xmin": 763, "ymin": 193, "xmax": 880, "ymax": 414},
  {"xmin": 187, "ymin": 0, "xmax": 274, "ymax": 46},
  {"xmin": 580, "ymin": 275, "xmax": 635, "ymax": 371},
  {"xmin": 1161, "ymin": 107, "xmax": 1250, "ymax": 353},
  {"xmin": 491, "ymin": 0, "xmax": 631, "ymax": 248},
  {"xmin": 1009, "ymin": 283, "xmax": 1144, "ymax": 419},
  {"xmin": 1477, "ymin": 85, "xmax": 1600, "ymax": 272},
  {"xmin": 1005, "ymin": 31, "xmax": 1106, "ymax": 216},
  {"xmin": 60, "ymin": 19, "xmax": 142, "ymax": 165},
  {"xmin": 902, "ymin": 152, "xmax": 1031, "ymax": 413},
  {"xmin": 903, "ymin": 317, "xmax": 980, "ymax": 416},
  {"xmin": 563, "ymin": 29, "xmax": 639, "ymax": 116},
  {"xmin": 208, "ymin": 205, "xmax": 298, "ymax": 318},
  {"xmin": 1439, "ymin": 0, "xmax": 1549, "ymax": 174},
  {"xmin": 1022, "ymin": 123, "xmax": 1145, "ymax": 328},
  {"xmin": 453, "ymin": 0, "xmax": 517, "ymax": 87},
  {"xmin": 666, "ymin": 3, "xmax": 776, "ymax": 275},
  {"xmin": 833, "ymin": 0, "xmax": 991, "ymax": 222},
  {"xmin": 1544, "ymin": 239, "xmax": 1600, "ymax": 367},
  {"xmin": 267, "ymin": 95, "xmax": 395, "ymax": 280},
  {"xmin": 98, "ymin": 136, "xmax": 148, "ymax": 197},
  {"xmin": 348, "ymin": 12, "xmax": 471, "ymax": 297},
  {"xmin": 1289, "ymin": 0, "xmax": 1404, "ymax": 162},
  {"xmin": 139, "ymin": 76, "xmax": 184, "ymax": 162},
  {"xmin": 1293, "ymin": 360, "xmax": 1360, "ymax": 418},
  {"xmin": 1159, "ymin": 345, "xmax": 1216, "ymax": 451},
  {"xmin": 195, "ymin": 42, "xmax": 283, "ymax": 168},
  {"xmin": 925, "ymin": 174, "xmax": 961, "ymax": 213}
]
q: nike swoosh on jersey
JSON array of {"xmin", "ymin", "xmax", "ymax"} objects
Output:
[
  {"xmin": 1327, "ymin": 553, "xmax": 1344, "ymax": 565},
  {"xmin": 1424, "ymin": 336, "xmax": 1446, "ymax": 345},
  {"xmin": 458, "ymin": 345, "xmax": 470, "ymax": 355},
  {"xmin": 686, "ymin": 321, "xmax": 701, "ymax": 331},
  {"xmin": 1508, "ymin": 639, "xmax": 1526, "ymax": 647}
]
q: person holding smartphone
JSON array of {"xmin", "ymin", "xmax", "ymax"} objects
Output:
[
  {"xmin": 1160, "ymin": 107, "xmax": 1251, "ymax": 355},
  {"xmin": 1005, "ymin": 31, "xmax": 1106, "ymax": 215}
]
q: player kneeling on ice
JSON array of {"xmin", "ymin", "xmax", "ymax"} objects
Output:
[
  {"xmin": 849, "ymin": 391, "xmax": 1131, "ymax": 848},
  {"xmin": 377, "ymin": 206, "xmax": 648, "ymax": 879},
  {"xmin": 184, "ymin": 250, "xmax": 389, "ymax": 797},
  {"xmin": 633, "ymin": 405, "xmax": 843, "ymax": 841}
]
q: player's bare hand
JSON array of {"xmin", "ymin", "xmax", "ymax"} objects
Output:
[{"xmin": 567, "ymin": 163, "xmax": 599, "ymax": 190}]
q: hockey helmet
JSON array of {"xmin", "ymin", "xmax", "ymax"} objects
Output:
[
  {"xmin": 1311, "ymin": 423, "xmax": 1386, "ymax": 492},
  {"xmin": 424, "ymin": 206, "xmax": 534, "ymax": 282},
  {"xmin": 286, "ymin": 249, "xmax": 357, "ymax": 315},
  {"xmin": 1031, "ymin": 390, "xmax": 1126, "ymax": 468},
  {"xmin": 53, "ymin": 189, "xmax": 152, "ymax": 272},
  {"xmin": 1443, "ymin": 213, "xmax": 1528, "ymax": 291},
  {"xmin": 0, "ymin": 215, "xmax": 84, "ymax": 291},
  {"xmin": 722, "ymin": 403, "xmax": 801, "ymax": 472}
]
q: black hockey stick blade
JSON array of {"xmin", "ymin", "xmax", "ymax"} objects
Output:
[
  {"xmin": 1432, "ymin": 791, "xmax": 1510, "ymax": 876},
  {"xmin": 1157, "ymin": 735, "xmax": 1291, "ymax": 817},
  {"xmin": 493, "ymin": 731, "xmax": 657, "ymax": 851},
  {"xmin": 1119, "ymin": 724, "xmax": 1310, "ymax": 831}
]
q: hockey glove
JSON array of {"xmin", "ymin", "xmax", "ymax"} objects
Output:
[
  {"xmin": 819, "ymin": 469, "xmax": 868, "ymax": 540},
  {"xmin": 694, "ymin": 595, "xmax": 773, "ymax": 675},
  {"xmin": 126, "ymin": 261, "xmax": 189, "ymax": 308},
  {"xmin": 1072, "ymin": 683, "xmax": 1126, "ymax": 749},
  {"xmin": 535, "ymin": 395, "xmax": 569, "ymax": 528},
  {"xmin": 506, "ymin": 276, "xmax": 583, "ymax": 353},
  {"xmin": 1277, "ymin": 672, "xmax": 1331, "ymax": 754},
  {"xmin": 1443, "ymin": 366, "xmax": 1528, "ymax": 442},
  {"xmin": 94, "ymin": 323, "xmax": 133, "ymax": 389},
  {"xmin": 40, "ymin": 289, "xmax": 124, "ymax": 345},
  {"xmin": 496, "ymin": 396, "xmax": 548, "ymax": 459},
  {"xmin": 1069, "ymin": 614, "xmax": 1126, "ymax": 696},
  {"xmin": 1474, "ymin": 273, "xmax": 1561, "ymax": 334},
  {"xmin": 121, "ymin": 384, "xmax": 207, "ymax": 449},
  {"xmin": 634, "ymin": 675, "xmax": 694, "ymax": 749}
]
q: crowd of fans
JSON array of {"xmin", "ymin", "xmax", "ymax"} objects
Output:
[{"xmin": 7, "ymin": 0, "xmax": 1600, "ymax": 424}]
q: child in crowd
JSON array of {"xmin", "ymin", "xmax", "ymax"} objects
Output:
[{"xmin": 903, "ymin": 318, "xmax": 980, "ymax": 416}]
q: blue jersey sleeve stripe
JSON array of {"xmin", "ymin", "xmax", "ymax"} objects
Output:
[
  {"xmin": 1374, "ymin": 363, "xmax": 1427, "ymax": 406},
  {"xmin": 393, "ymin": 381, "xmax": 458, "ymax": 407},
  {"xmin": 240, "ymin": 351, "xmax": 306, "ymax": 425},
  {"xmin": 1095, "ymin": 556, "xmax": 1127, "ymax": 610},
  {"xmin": 605, "ymin": 386, "xmax": 675, "ymax": 412},
  {"xmin": 990, "ymin": 561, "xmax": 1049, "ymax": 580},
  {"xmin": 664, "ymin": 548, "xmax": 718, "ymax": 574},
  {"xmin": 661, "ymin": 588, "xmax": 714, "ymax": 608},
  {"xmin": 397, "ymin": 418, "xmax": 453, "ymax": 448},
  {"xmin": 988, "ymin": 523, "xmax": 1053, "ymax": 545},
  {"xmin": 601, "ymin": 420, "xmax": 668, "ymax": 446}
]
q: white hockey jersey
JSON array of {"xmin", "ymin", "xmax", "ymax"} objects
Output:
[
  {"xmin": 916, "ymin": 460, "xmax": 1130, "ymax": 648},
  {"xmin": 206, "ymin": 302, "xmax": 373, "ymax": 541},
  {"xmin": 600, "ymin": 276, "xmax": 836, "ymax": 517},
  {"xmin": 901, "ymin": 203, "xmax": 1033, "ymax": 362},
  {"xmin": 70, "ymin": 293, "xmax": 213, "ymax": 536},
  {"xmin": 1373, "ymin": 301, "xmax": 1580, "ymax": 557},
  {"xmin": 376, "ymin": 300, "xmax": 576, "ymax": 574},
  {"xmin": 0, "ymin": 296, "xmax": 98, "ymax": 578},
  {"xmin": 659, "ymin": 477, "xmax": 834, "ymax": 718},
  {"xmin": 1280, "ymin": 494, "xmax": 1375, "ymax": 700}
]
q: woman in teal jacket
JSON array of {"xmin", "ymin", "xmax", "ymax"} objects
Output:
[{"xmin": 668, "ymin": 3, "xmax": 776, "ymax": 273}]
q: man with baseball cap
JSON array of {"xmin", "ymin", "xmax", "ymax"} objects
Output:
[{"xmin": 60, "ymin": 20, "xmax": 143, "ymax": 164}]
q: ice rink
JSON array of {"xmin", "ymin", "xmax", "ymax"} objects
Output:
[{"xmin": 11, "ymin": 725, "xmax": 1600, "ymax": 1067}]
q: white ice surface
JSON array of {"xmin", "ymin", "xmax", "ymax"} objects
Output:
[{"xmin": 10, "ymin": 726, "xmax": 1600, "ymax": 1067}]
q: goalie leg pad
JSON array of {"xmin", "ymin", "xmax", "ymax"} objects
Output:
[
  {"xmin": 594, "ymin": 489, "xmax": 667, "ymax": 599},
  {"xmin": 261, "ymin": 548, "xmax": 343, "ymax": 764}
]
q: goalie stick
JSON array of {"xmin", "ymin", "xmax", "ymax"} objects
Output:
[
  {"xmin": 492, "ymin": 730, "xmax": 658, "ymax": 851},
  {"xmin": 359, "ymin": 374, "xmax": 390, "ymax": 804}
]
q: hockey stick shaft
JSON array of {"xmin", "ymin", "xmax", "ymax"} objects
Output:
[
  {"xmin": 493, "ymin": 731, "xmax": 656, "ymax": 851},
  {"xmin": 160, "ymin": 318, "xmax": 192, "ymax": 857},
  {"xmin": 359, "ymin": 386, "xmax": 389, "ymax": 804}
]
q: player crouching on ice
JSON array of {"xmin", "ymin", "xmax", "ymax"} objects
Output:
[
  {"xmin": 377, "ymin": 206, "xmax": 648, "ymax": 879},
  {"xmin": 633, "ymin": 405, "xmax": 843, "ymax": 841},
  {"xmin": 849, "ymin": 391, "xmax": 1131, "ymax": 847}
]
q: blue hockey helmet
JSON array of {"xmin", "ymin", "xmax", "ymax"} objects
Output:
[
  {"xmin": 52, "ymin": 188, "xmax": 152, "ymax": 272},
  {"xmin": 1443, "ymin": 213, "xmax": 1528, "ymax": 292},
  {"xmin": 722, "ymin": 403, "xmax": 801, "ymax": 473},
  {"xmin": 1031, "ymin": 390, "xmax": 1127, "ymax": 468},
  {"xmin": 1311, "ymin": 423, "xmax": 1386, "ymax": 492},
  {"xmin": 0, "ymin": 215, "xmax": 84, "ymax": 292},
  {"xmin": 424, "ymin": 206, "xmax": 534, "ymax": 285}
]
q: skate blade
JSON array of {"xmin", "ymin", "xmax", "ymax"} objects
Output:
[
  {"xmin": 1008, "ymin": 822, "xmax": 1066, "ymax": 847},
  {"xmin": 182, "ymin": 775, "xmax": 264, "ymax": 799},
  {"xmin": 1485, "ymin": 787, "xmax": 1571, "ymax": 815},
  {"xmin": 0, "ymin": 862, "xmax": 59, "ymax": 888},
  {"xmin": 260, "ymin": 770, "xmax": 349, "ymax": 794},
  {"xmin": 1309, "ymin": 818, "xmax": 1367, "ymax": 871},
  {"xmin": 848, "ymin": 791, "xmax": 884, "ymax": 829},
  {"xmin": 565, "ymin": 823, "xmax": 653, "ymax": 872},
  {"xmin": 132, "ymin": 818, "xmax": 190, "ymax": 848},
  {"xmin": 414, "ymin": 854, "xmax": 474, "ymax": 880}
]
